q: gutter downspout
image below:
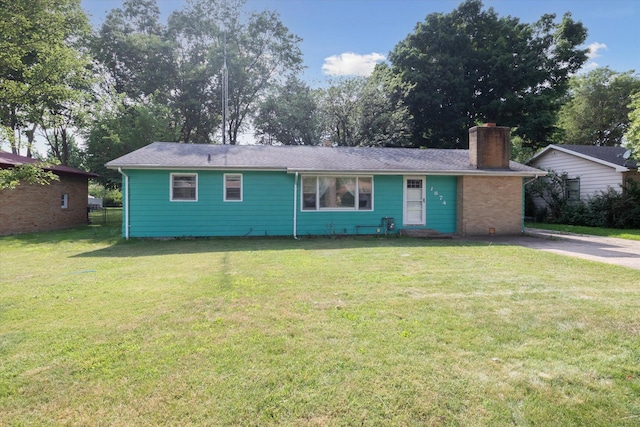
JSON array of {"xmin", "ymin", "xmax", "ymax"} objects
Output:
[
  {"xmin": 293, "ymin": 171, "xmax": 299, "ymax": 239},
  {"xmin": 118, "ymin": 168, "xmax": 130, "ymax": 240}
]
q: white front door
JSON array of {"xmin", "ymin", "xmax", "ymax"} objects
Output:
[{"xmin": 403, "ymin": 176, "xmax": 425, "ymax": 225}]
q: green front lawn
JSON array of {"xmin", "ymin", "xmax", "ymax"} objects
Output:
[
  {"xmin": 1, "ymin": 221, "xmax": 639, "ymax": 426},
  {"xmin": 526, "ymin": 222, "xmax": 640, "ymax": 241}
]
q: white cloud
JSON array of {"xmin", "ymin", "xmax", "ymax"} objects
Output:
[
  {"xmin": 587, "ymin": 42, "xmax": 607, "ymax": 59},
  {"xmin": 582, "ymin": 61, "xmax": 600, "ymax": 72},
  {"xmin": 578, "ymin": 42, "xmax": 607, "ymax": 73},
  {"xmin": 322, "ymin": 52, "xmax": 386, "ymax": 77}
]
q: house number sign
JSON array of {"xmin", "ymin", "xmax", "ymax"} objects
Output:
[{"xmin": 430, "ymin": 186, "xmax": 447, "ymax": 206}]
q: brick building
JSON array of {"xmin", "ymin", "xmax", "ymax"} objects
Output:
[{"xmin": 0, "ymin": 152, "xmax": 97, "ymax": 235}]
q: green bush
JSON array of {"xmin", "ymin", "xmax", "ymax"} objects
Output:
[
  {"xmin": 102, "ymin": 188, "xmax": 122, "ymax": 207},
  {"xmin": 527, "ymin": 177, "xmax": 640, "ymax": 229},
  {"xmin": 89, "ymin": 181, "xmax": 123, "ymax": 207}
]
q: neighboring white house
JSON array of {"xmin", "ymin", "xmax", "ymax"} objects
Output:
[
  {"xmin": 88, "ymin": 196, "xmax": 103, "ymax": 210},
  {"xmin": 528, "ymin": 145, "xmax": 639, "ymax": 205}
]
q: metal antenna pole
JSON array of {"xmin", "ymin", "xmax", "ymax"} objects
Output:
[{"xmin": 221, "ymin": 31, "xmax": 229, "ymax": 145}]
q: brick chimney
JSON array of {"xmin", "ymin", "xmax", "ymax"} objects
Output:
[{"xmin": 469, "ymin": 123, "xmax": 510, "ymax": 169}]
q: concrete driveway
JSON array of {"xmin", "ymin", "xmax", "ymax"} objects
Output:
[{"xmin": 461, "ymin": 228, "xmax": 640, "ymax": 270}]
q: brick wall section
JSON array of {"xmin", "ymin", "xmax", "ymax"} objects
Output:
[
  {"xmin": 457, "ymin": 176, "xmax": 523, "ymax": 235},
  {"xmin": 469, "ymin": 125, "xmax": 511, "ymax": 169},
  {"xmin": 0, "ymin": 174, "xmax": 88, "ymax": 235}
]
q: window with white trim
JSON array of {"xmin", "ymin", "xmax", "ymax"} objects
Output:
[
  {"xmin": 302, "ymin": 176, "xmax": 373, "ymax": 211},
  {"xmin": 61, "ymin": 193, "xmax": 68, "ymax": 209},
  {"xmin": 171, "ymin": 173, "xmax": 198, "ymax": 201},
  {"xmin": 224, "ymin": 174, "xmax": 242, "ymax": 201},
  {"xmin": 565, "ymin": 178, "xmax": 580, "ymax": 201}
]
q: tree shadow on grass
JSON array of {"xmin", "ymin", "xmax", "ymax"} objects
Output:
[
  {"xmin": 70, "ymin": 234, "xmax": 488, "ymax": 258},
  {"xmin": 1, "ymin": 217, "xmax": 499, "ymax": 259}
]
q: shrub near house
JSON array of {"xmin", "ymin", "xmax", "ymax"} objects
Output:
[{"xmin": 527, "ymin": 145, "xmax": 640, "ymax": 227}]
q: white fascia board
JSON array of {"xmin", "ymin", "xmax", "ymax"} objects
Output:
[
  {"xmin": 105, "ymin": 165, "xmax": 288, "ymax": 172},
  {"xmin": 287, "ymin": 168, "xmax": 546, "ymax": 177},
  {"xmin": 106, "ymin": 165, "xmax": 545, "ymax": 177}
]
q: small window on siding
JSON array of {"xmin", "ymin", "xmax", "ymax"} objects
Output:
[
  {"xmin": 61, "ymin": 193, "xmax": 68, "ymax": 209},
  {"xmin": 171, "ymin": 173, "xmax": 198, "ymax": 201},
  {"xmin": 224, "ymin": 174, "xmax": 242, "ymax": 201},
  {"xmin": 565, "ymin": 178, "xmax": 580, "ymax": 201}
]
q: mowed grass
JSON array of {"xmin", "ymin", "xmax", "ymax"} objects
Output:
[
  {"xmin": 526, "ymin": 222, "xmax": 640, "ymax": 241},
  {"xmin": 1, "ymin": 219, "xmax": 640, "ymax": 426}
]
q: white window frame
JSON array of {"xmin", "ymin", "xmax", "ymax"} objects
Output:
[
  {"xmin": 170, "ymin": 173, "xmax": 198, "ymax": 202},
  {"xmin": 224, "ymin": 173, "xmax": 243, "ymax": 202},
  {"xmin": 61, "ymin": 193, "xmax": 68, "ymax": 209},
  {"xmin": 565, "ymin": 177, "xmax": 580, "ymax": 202},
  {"xmin": 301, "ymin": 175, "xmax": 374, "ymax": 211},
  {"xmin": 403, "ymin": 176, "xmax": 426, "ymax": 226}
]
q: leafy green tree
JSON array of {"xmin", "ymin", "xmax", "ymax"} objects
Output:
[
  {"xmin": 317, "ymin": 68, "xmax": 413, "ymax": 147},
  {"xmin": 39, "ymin": 64, "xmax": 94, "ymax": 167},
  {"xmin": 388, "ymin": 0, "xmax": 588, "ymax": 149},
  {"xmin": 0, "ymin": 163, "xmax": 58, "ymax": 190},
  {"xmin": 0, "ymin": 0, "xmax": 92, "ymax": 156},
  {"xmin": 321, "ymin": 78, "xmax": 364, "ymax": 146},
  {"xmin": 626, "ymin": 92, "xmax": 640, "ymax": 158},
  {"xmin": 557, "ymin": 68, "xmax": 640, "ymax": 146},
  {"xmin": 164, "ymin": 0, "xmax": 237, "ymax": 144},
  {"xmin": 93, "ymin": 0, "xmax": 303, "ymax": 145},
  {"xmin": 84, "ymin": 93, "xmax": 179, "ymax": 186},
  {"xmin": 356, "ymin": 64, "xmax": 413, "ymax": 147},
  {"xmin": 215, "ymin": 6, "xmax": 304, "ymax": 144},
  {"xmin": 92, "ymin": 0, "xmax": 175, "ymax": 104},
  {"xmin": 254, "ymin": 77, "xmax": 322, "ymax": 145}
]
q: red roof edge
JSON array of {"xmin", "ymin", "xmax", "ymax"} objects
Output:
[{"xmin": 0, "ymin": 151, "xmax": 98, "ymax": 178}]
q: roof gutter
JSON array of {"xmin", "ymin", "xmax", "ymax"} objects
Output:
[
  {"xmin": 117, "ymin": 168, "xmax": 130, "ymax": 240},
  {"xmin": 105, "ymin": 165, "xmax": 289, "ymax": 172},
  {"xmin": 286, "ymin": 169, "xmax": 545, "ymax": 177},
  {"xmin": 293, "ymin": 171, "xmax": 299, "ymax": 239}
]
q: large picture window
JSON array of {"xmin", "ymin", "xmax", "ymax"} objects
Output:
[
  {"xmin": 302, "ymin": 176, "xmax": 373, "ymax": 211},
  {"xmin": 171, "ymin": 173, "xmax": 197, "ymax": 201}
]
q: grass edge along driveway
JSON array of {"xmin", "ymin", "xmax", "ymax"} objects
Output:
[
  {"xmin": 526, "ymin": 222, "xmax": 640, "ymax": 241},
  {"xmin": 1, "ymin": 225, "xmax": 639, "ymax": 426}
]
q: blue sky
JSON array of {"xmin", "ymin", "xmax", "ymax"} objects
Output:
[{"xmin": 81, "ymin": 0, "xmax": 640, "ymax": 86}]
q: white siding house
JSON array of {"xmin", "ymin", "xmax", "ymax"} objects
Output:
[{"xmin": 528, "ymin": 145, "xmax": 638, "ymax": 210}]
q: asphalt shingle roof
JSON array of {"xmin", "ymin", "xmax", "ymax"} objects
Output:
[
  {"xmin": 556, "ymin": 145, "xmax": 637, "ymax": 169},
  {"xmin": 106, "ymin": 142, "xmax": 543, "ymax": 176}
]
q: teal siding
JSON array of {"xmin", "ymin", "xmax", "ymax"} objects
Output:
[
  {"xmin": 122, "ymin": 171, "xmax": 458, "ymax": 237},
  {"xmin": 296, "ymin": 175, "xmax": 403, "ymax": 236},
  {"xmin": 126, "ymin": 170, "xmax": 294, "ymax": 237},
  {"xmin": 425, "ymin": 176, "xmax": 457, "ymax": 233}
]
